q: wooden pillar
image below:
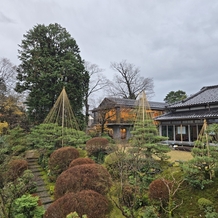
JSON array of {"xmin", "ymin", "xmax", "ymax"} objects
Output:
[
  {"xmin": 188, "ymin": 125, "xmax": 191, "ymax": 142},
  {"xmin": 93, "ymin": 111, "xmax": 97, "ymax": 124},
  {"xmin": 180, "ymin": 124, "xmax": 183, "ymax": 142},
  {"xmin": 116, "ymin": 107, "xmax": 121, "ymax": 123},
  {"xmin": 159, "ymin": 125, "xmax": 162, "ymax": 136}
]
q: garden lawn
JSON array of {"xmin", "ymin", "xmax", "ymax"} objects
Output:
[{"xmin": 167, "ymin": 150, "xmax": 193, "ymax": 162}]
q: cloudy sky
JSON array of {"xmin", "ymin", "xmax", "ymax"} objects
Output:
[{"xmin": 1, "ymin": 0, "xmax": 218, "ymax": 102}]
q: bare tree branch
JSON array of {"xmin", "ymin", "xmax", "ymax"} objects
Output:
[
  {"xmin": 108, "ymin": 60, "xmax": 154, "ymax": 99},
  {"xmin": 84, "ymin": 61, "xmax": 108, "ymax": 126},
  {"xmin": 0, "ymin": 58, "xmax": 17, "ymax": 95},
  {"xmin": 84, "ymin": 61, "xmax": 108, "ymax": 96}
]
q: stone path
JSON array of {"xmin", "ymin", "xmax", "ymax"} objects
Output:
[{"xmin": 26, "ymin": 150, "xmax": 53, "ymax": 210}]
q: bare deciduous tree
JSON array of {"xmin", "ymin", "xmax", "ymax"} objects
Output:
[
  {"xmin": 84, "ymin": 61, "xmax": 108, "ymax": 126},
  {"xmin": 108, "ymin": 60, "xmax": 154, "ymax": 99},
  {"xmin": 160, "ymin": 175, "xmax": 184, "ymax": 218},
  {"xmin": 93, "ymin": 98, "xmax": 117, "ymax": 134},
  {"xmin": 0, "ymin": 58, "xmax": 17, "ymax": 95}
]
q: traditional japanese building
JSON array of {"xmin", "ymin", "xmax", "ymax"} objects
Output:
[
  {"xmin": 92, "ymin": 97, "xmax": 166, "ymax": 140},
  {"xmin": 155, "ymin": 85, "xmax": 218, "ymax": 146}
]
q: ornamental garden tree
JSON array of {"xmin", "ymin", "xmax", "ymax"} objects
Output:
[{"xmin": 182, "ymin": 121, "xmax": 218, "ymax": 189}]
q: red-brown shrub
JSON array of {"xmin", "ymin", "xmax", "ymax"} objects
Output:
[
  {"xmin": 86, "ymin": 137, "xmax": 110, "ymax": 163},
  {"xmin": 86, "ymin": 137, "xmax": 109, "ymax": 154},
  {"xmin": 7, "ymin": 159, "xmax": 28, "ymax": 181},
  {"xmin": 44, "ymin": 190, "xmax": 109, "ymax": 218},
  {"xmin": 69, "ymin": 157, "xmax": 95, "ymax": 168},
  {"xmin": 148, "ymin": 179, "xmax": 171, "ymax": 203},
  {"xmin": 48, "ymin": 147, "xmax": 79, "ymax": 180},
  {"xmin": 54, "ymin": 164, "xmax": 112, "ymax": 199},
  {"xmin": 121, "ymin": 185, "xmax": 136, "ymax": 207}
]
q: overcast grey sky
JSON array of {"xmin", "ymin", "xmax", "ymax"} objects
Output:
[{"xmin": 1, "ymin": 0, "xmax": 218, "ymax": 102}]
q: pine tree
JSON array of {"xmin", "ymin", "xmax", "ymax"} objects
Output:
[
  {"xmin": 182, "ymin": 120, "xmax": 218, "ymax": 189},
  {"xmin": 130, "ymin": 91, "xmax": 169, "ymax": 160}
]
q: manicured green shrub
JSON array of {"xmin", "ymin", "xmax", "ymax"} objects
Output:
[
  {"xmin": 69, "ymin": 157, "xmax": 95, "ymax": 168},
  {"xmin": 204, "ymin": 207, "xmax": 218, "ymax": 218},
  {"xmin": 12, "ymin": 194, "xmax": 45, "ymax": 218},
  {"xmin": 7, "ymin": 159, "xmax": 28, "ymax": 181},
  {"xmin": 44, "ymin": 190, "xmax": 109, "ymax": 218},
  {"xmin": 54, "ymin": 164, "xmax": 112, "ymax": 199},
  {"xmin": 141, "ymin": 206, "xmax": 159, "ymax": 218},
  {"xmin": 66, "ymin": 212, "xmax": 87, "ymax": 218},
  {"xmin": 198, "ymin": 198, "xmax": 213, "ymax": 211},
  {"xmin": 48, "ymin": 147, "xmax": 79, "ymax": 181},
  {"xmin": 12, "ymin": 145, "xmax": 26, "ymax": 155}
]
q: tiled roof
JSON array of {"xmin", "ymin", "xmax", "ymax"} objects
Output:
[
  {"xmin": 106, "ymin": 97, "xmax": 136, "ymax": 107},
  {"xmin": 105, "ymin": 97, "xmax": 167, "ymax": 110},
  {"xmin": 168, "ymin": 85, "xmax": 218, "ymax": 108},
  {"xmin": 155, "ymin": 108, "xmax": 218, "ymax": 121},
  {"xmin": 149, "ymin": 101, "xmax": 167, "ymax": 110}
]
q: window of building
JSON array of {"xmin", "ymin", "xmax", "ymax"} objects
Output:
[{"xmin": 120, "ymin": 128, "xmax": 126, "ymax": 139}]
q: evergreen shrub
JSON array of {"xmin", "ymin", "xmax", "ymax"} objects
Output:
[
  {"xmin": 198, "ymin": 198, "xmax": 213, "ymax": 211},
  {"xmin": 12, "ymin": 194, "xmax": 45, "ymax": 218},
  {"xmin": 12, "ymin": 145, "xmax": 26, "ymax": 155}
]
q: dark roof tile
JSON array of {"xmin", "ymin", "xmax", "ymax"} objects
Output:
[
  {"xmin": 168, "ymin": 85, "xmax": 218, "ymax": 108},
  {"xmin": 155, "ymin": 108, "xmax": 218, "ymax": 121},
  {"xmin": 105, "ymin": 97, "xmax": 167, "ymax": 110}
]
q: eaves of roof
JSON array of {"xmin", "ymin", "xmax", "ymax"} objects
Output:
[
  {"xmin": 155, "ymin": 109, "xmax": 218, "ymax": 121},
  {"xmin": 168, "ymin": 85, "xmax": 218, "ymax": 108},
  {"xmin": 97, "ymin": 97, "xmax": 167, "ymax": 110}
]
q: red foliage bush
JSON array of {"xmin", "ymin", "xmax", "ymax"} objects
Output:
[
  {"xmin": 7, "ymin": 159, "xmax": 28, "ymax": 181},
  {"xmin": 44, "ymin": 190, "xmax": 109, "ymax": 218},
  {"xmin": 69, "ymin": 157, "xmax": 95, "ymax": 168},
  {"xmin": 121, "ymin": 185, "xmax": 136, "ymax": 207},
  {"xmin": 54, "ymin": 164, "xmax": 112, "ymax": 199},
  {"xmin": 148, "ymin": 179, "xmax": 171, "ymax": 203},
  {"xmin": 86, "ymin": 137, "xmax": 109, "ymax": 155},
  {"xmin": 48, "ymin": 147, "xmax": 79, "ymax": 180}
]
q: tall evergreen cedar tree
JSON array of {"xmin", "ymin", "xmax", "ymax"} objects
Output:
[{"xmin": 15, "ymin": 23, "xmax": 89, "ymax": 126}]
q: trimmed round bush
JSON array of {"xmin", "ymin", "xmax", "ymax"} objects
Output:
[
  {"xmin": 86, "ymin": 137, "xmax": 110, "ymax": 163},
  {"xmin": 44, "ymin": 190, "xmax": 109, "ymax": 218},
  {"xmin": 69, "ymin": 157, "xmax": 95, "ymax": 168},
  {"xmin": 148, "ymin": 179, "xmax": 171, "ymax": 204},
  {"xmin": 7, "ymin": 159, "xmax": 28, "ymax": 181},
  {"xmin": 54, "ymin": 164, "xmax": 112, "ymax": 199},
  {"xmin": 48, "ymin": 147, "xmax": 79, "ymax": 180}
]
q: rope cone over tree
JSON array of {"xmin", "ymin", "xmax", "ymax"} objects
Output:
[
  {"xmin": 130, "ymin": 90, "xmax": 170, "ymax": 160},
  {"xmin": 43, "ymin": 87, "xmax": 79, "ymax": 130},
  {"xmin": 43, "ymin": 87, "xmax": 81, "ymax": 147}
]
